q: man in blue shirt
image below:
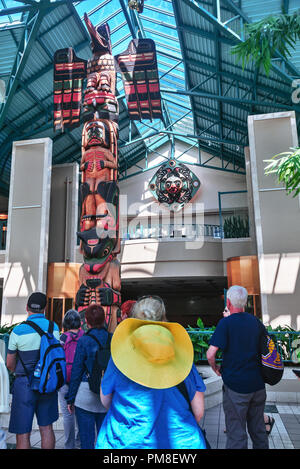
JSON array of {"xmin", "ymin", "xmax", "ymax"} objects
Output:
[
  {"xmin": 206, "ymin": 285, "xmax": 268, "ymax": 449},
  {"xmin": 6, "ymin": 292, "xmax": 60, "ymax": 449}
]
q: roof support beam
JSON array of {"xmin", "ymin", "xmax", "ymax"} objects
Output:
[
  {"xmin": 182, "ymin": 0, "xmax": 300, "ymax": 85},
  {"xmin": 0, "ymin": 4, "xmax": 32, "ymax": 15},
  {"xmin": 0, "ymin": 4, "xmax": 46, "ymax": 129},
  {"xmin": 160, "ymin": 87, "xmax": 299, "ymax": 111}
]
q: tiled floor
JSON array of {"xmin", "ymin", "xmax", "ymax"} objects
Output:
[
  {"xmin": 202, "ymin": 402, "xmax": 300, "ymax": 449},
  {"xmin": 4, "ymin": 402, "xmax": 300, "ymax": 449}
]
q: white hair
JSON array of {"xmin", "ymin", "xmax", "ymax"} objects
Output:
[
  {"xmin": 131, "ymin": 296, "xmax": 167, "ymax": 322},
  {"xmin": 227, "ymin": 285, "xmax": 248, "ymax": 309}
]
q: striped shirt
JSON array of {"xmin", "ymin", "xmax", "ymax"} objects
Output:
[{"xmin": 7, "ymin": 314, "xmax": 60, "ymax": 376}]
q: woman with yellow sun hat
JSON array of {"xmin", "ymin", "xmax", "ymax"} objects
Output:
[{"xmin": 95, "ymin": 296, "xmax": 207, "ymax": 449}]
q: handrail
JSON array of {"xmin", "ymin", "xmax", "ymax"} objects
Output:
[
  {"xmin": 187, "ymin": 329, "xmax": 300, "ymax": 364},
  {"xmin": 121, "ymin": 223, "xmax": 223, "ymax": 240}
]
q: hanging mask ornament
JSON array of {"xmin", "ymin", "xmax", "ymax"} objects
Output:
[
  {"xmin": 149, "ymin": 159, "xmax": 201, "ymax": 212},
  {"xmin": 128, "ymin": 0, "xmax": 144, "ymax": 13}
]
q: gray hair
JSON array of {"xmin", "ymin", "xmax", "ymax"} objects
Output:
[
  {"xmin": 131, "ymin": 296, "xmax": 167, "ymax": 322},
  {"xmin": 63, "ymin": 309, "xmax": 81, "ymax": 331},
  {"xmin": 227, "ymin": 285, "xmax": 248, "ymax": 309}
]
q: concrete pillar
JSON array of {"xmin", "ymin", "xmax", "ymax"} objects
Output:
[
  {"xmin": 48, "ymin": 163, "xmax": 79, "ymax": 263},
  {"xmin": 1, "ymin": 138, "xmax": 52, "ymax": 325},
  {"xmin": 248, "ymin": 111, "xmax": 300, "ymax": 328}
]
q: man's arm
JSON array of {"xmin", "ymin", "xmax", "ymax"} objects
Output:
[
  {"xmin": 206, "ymin": 345, "xmax": 221, "ymax": 376},
  {"xmin": 6, "ymin": 352, "xmax": 17, "ymax": 373}
]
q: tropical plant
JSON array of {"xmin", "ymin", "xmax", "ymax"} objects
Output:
[
  {"xmin": 0, "ymin": 323, "xmax": 19, "ymax": 334},
  {"xmin": 187, "ymin": 317, "xmax": 221, "ymax": 363},
  {"xmin": 223, "ymin": 215, "xmax": 249, "ymax": 239},
  {"xmin": 187, "ymin": 317, "xmax": 300, "ymax": 363},
  {"xmin": 231, "ymin": 10, "xmax": 300, "ymax": 75},
  {"xmin": 264, "ymin": 147, "xmax": 300, "ymax": 198},
  {"xmin": 266, "ymin": 323, "xmax": 300, "ymax": 362}
]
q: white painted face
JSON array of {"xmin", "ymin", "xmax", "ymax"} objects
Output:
[{"xmin": 165, "ymin": 175, "xmax": 182, "ymax": 194}]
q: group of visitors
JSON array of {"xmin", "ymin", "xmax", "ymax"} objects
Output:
[{"xmin": 0, "ymin": 285, "xmax": 278, "ymax": 450}]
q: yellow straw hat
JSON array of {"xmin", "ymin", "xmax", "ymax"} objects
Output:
[{"xmin": 111, "ymin": 318, "xmax": 194, "ymax": 389}]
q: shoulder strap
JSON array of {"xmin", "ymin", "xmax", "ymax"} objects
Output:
[
  {"xmin": 23, "ymin": 320, "xmax": 46, "ymax": 337},
  {"xmin": 86, "ymin": 330, "xmax": 103, "ymax": 349},
  {"xmin": 48, "ymin": 320, "xmax": 54, "ymax": 334},
  {"xmin": 86, "ymin": 328, "xmax": 111, "ymax": 349},
  {"xmin": 24, "ymin": 319, "xmax": 55, "ymax": 336},
  {"xmin": 176, "ymin": 381, "xmax": 192, "ymax": 413},
  {"xmin": 16, "ymin": 350, "xmax": 31, "ymax": 379}
]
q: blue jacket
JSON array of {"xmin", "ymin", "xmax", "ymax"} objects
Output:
[{"xmin": 66, "ymin": 327, "xmax": 111, "ymax": 404}]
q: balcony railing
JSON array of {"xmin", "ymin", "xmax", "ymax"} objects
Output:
[
  {"xmin": 121, "ymin": 223, "xmax": 223, "ymax": 241},
  {"xmin": 187, "ymin": 329, "xmax": 300, "ymax": 364}
]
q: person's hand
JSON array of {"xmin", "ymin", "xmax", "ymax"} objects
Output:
[
  {"xmin": 223, "ymin": 307, "xmax": 230, "ymax": 318},
  {"xmin": 213, "ymin": 365, "xmax": 221, "ymax": 376},
  {"xmin": 67, "ymin": 404, "xmax": 74, "ymax": 414}
]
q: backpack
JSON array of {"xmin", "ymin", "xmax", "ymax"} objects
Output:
[
  {"xmin": 64, "ymin": 329, "xmax": 84, "ymax": 383},
  {"xmin": 85, "ymin": 329, "xmax": 112, "ymax": 394},
  {"xmin": 260, "ymin": 329, "xmax": 284, "ymax": 386},
  {"xmin": 20, "ymin": 320, "xmax": 66, "ymax": 394}
]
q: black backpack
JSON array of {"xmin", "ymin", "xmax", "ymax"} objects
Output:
[
  {"xmin": 255, "ymin": 317, "xmax": 284, "ymax": 386},
  {"xmin": 85, "ymin": 329, "xmax": 112, "ymax": 394}
]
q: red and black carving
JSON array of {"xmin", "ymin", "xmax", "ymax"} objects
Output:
[
  {"xmin": 54, "ymin": 48, "xmax": 87, "ymax": 131},
  {"xmin": 54, "ymin": 15, "xmax": 162, "ymax": 331},
  {"xmin": 116, "ymin": 39, "xmax": 162, "ymax": 121}
]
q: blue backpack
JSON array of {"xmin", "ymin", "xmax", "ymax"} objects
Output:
[{"xmin": 20, "ymin": 320, "xmax": 66, "ymax": 394}]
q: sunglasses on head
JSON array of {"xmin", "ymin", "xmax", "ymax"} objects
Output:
[{"xmin": 137, "ymin": 295, "xmax": 164, "ymax": 304}]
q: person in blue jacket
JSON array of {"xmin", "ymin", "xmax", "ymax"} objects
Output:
[
  {"xmin": 95, "ymin": 296, "xmax": 207, "ymax": 450},
  {"xmin": 66, "ymin": 304, "xmax": 111, "ymax": 449}
]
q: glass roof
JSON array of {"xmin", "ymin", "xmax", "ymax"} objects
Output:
[
  {"xmin": 0, "ymin": 0, "xmax": 26, "ymax": 26},
  {"xmin": 74, "ymin": 0, "xmax": 195, "ymax": 149}
]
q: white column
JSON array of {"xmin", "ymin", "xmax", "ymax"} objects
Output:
[
  {"xmin": 248, "ymin": 111, "xmax": 300, "ymax": 328},
  {"xmin": 1, "ymin": 138, "xmax": 52, "ymax": 325}
]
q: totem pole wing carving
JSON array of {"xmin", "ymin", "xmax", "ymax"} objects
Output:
[
  {"xmin": 115, "ymin": 39, "xmax": 163, "ymax": 121},
  {"xmin": 53, "ymin": 48, "xmax": 87, "ymax": 131}
]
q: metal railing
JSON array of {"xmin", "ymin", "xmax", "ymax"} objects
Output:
[
  {"xmin": 121, "ymin": 223, "xmax": 223, "ymax": 241},
  {"xmin": 187, "ymin": 329, "xmax": 300, "ymax": 364}
]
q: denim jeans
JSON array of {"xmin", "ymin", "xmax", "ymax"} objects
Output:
[{"xmin": 75, "ymin": 406, "xmax": 106, "ymax": 449}]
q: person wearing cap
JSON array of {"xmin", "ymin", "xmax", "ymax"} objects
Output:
[
  {"xmin": 6, "ymin": 292, "xmax": 60, "ymax": 449},
  {"xmin": 95, "ymin": 296, "xmax": 207, "ymax": 449}
]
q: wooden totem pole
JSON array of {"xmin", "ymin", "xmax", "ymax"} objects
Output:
[
  {"xmin": 54, "ymin": 17, "xmax": 121, "ymax": 332},
  {"xmin": 54, "ymin": 12, "xmax": 162, "ymax": 332}
]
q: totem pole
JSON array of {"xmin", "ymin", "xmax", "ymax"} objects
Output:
[
  {"xmin": 54, "ymin": 16, "xmax": 121, "ymax": 332},
  {"xmin": 53, "ymin": 13, "xmax": 162, "ymax": 332}
]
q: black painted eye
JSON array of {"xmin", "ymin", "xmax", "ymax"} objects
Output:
[{"xmin": 103, "ymin": 248, "xmax": 110, "ymax": 256}]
